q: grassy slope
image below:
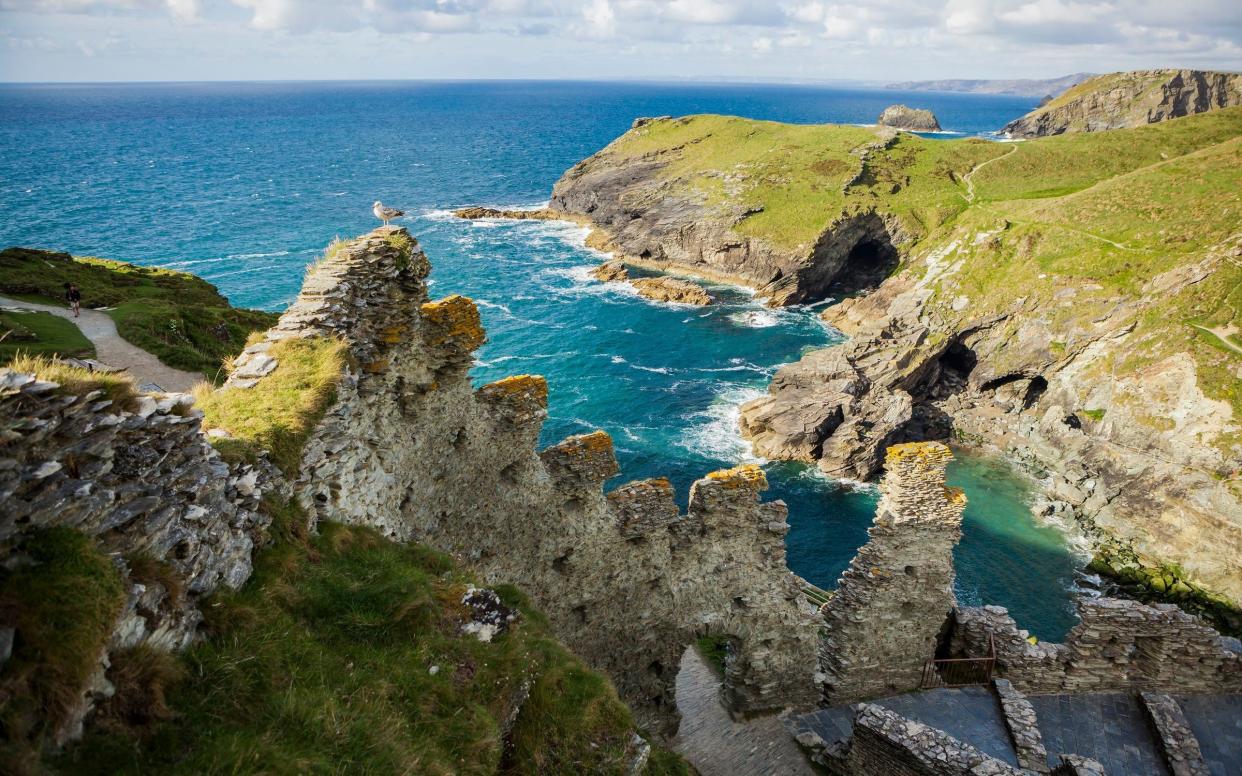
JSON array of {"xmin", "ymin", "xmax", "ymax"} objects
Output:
[
  {"xmin": 600, "ymin": 108, "xmax": 1242, "ymax": 444},
  {"xmin": 0, "ymin": 311, "xmax": 94, "ymax": 362},
  {"xmin": 3, "ymin": 511, "xmax": 684, "ymax": 775},
  {"xmin": 0, "ymin": 247, "xmax": 277, "ymax": 380}
]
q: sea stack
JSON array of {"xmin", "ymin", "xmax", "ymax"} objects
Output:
[{"xmin": 877, "ymin": 104, "xmax": 941, "ymax": 131}]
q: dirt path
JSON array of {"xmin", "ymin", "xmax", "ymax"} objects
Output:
[
  {"xmin": 962, "ymin": 144, "xmax": 1018, "ymax": 203},
  {"xmin": 1192, "ymin": 322, "xmax": 1242, "ymax": 356},
  {"xmin": 0, "ymin": 296, "xmax": 205, "ymax": 392}
]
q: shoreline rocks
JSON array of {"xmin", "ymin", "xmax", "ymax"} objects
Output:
[
  {"xmin": 453, "ymin": 206, "xmax": 560, "ymax": 220},
  {"xmin": 877, "ymin": 104, "xmax": 941, "ymax": 131},
  {"xmin": 631, "ymin": 276, "xmax": 713, "ymax": 306},
  {"xmin": 591, "ymin": 259, "xmax": 629, "ymax": 283}
]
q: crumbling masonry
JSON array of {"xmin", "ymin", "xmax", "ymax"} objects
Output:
[
  {"xmin": 819, "ymin": 441, "xmax": 967, "ymax": 703},
  {"xmin": 221, "ymin": 226, "xmax": 823, "ymax": 730}
]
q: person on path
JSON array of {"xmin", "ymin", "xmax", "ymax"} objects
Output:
[{"xmin": 64, "ymin": 283, "xmax": 81, "ymax": 317}]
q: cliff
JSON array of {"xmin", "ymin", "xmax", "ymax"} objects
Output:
[
  {"xmin": 1002, "ymin": 69, "xmax": 1242, "ymax": 138},
  {"xmin": 885, "ymin": 73, "xmax": 1094, "ymax": 98},
  {"xmin": 550, "ymin": 108, "xmax": 1242, "ymax": 618}
]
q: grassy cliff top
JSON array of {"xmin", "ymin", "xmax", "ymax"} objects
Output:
[
  {"xmin": 0, "ymin": 247, "xmax": 277, "ymax": 378},
  {"xmin": 580, "ymin": 108, "xmax": 1242, "ymax": 443}
]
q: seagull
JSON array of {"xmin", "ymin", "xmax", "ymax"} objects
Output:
[{"xmin": 373, "ymin": 200, "xmax": 405, "ymax": 225}]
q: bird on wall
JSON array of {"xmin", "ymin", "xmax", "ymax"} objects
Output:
[{"xmin": 373, "ymin": 201, "xmax": 405, "ymax": 225}]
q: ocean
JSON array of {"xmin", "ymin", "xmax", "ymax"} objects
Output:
[{"xmin": 0, "ymin": 80, "xmax": 1081, "ymax": 639}]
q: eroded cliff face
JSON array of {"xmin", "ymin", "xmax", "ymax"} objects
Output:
[
  {"xmin": 548, "ymin": 116, "xmax": 907, "ymax": 307},
  {"xmin": 740, "ymin": 225, "xmax": 1242, "ymax": 611},
  {"xmin": 1002, "ymin": 69, "xmax": 1242, "ymax": 138},
  {"xmin": 220, "ymin": 226, "xmax": 822, "ymax": 731}
]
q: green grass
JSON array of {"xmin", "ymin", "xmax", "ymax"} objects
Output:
[
  {"xmin": 194, "ymin": 336, "xmax": 349, "ymax": 476},
  {"xmin": 0, "ymin": 247, "xmax": 278, "ymax": 380},
  {"xmin": 693, "ymin": 635, "xmax": 730, "ymax": 678},
  {"xmin": 55, "ymin": 502, "xmax": 683, "ymax": 775},
  {"xmin": 0, "ymin": 528, "xmax": 127, "ymax": 772},
  {"xmin": 5, "ymin": 353, "xmax": 140, "ymax": 412},
  {"xmin": 0, "ymin": 310, "xmax": 94, "ymax": 363}
]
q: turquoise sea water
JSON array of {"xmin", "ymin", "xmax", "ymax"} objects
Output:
[{"xmin": 0, "ymin": 81, "xmax": 1081, "ymax": 638}]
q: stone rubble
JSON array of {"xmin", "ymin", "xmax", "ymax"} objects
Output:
[{"xmin": 993, "ymin": 679, "xmax": 1050, "ymax": 774}]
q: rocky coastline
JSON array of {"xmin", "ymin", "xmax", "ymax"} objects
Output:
[
  {"xmin": 877, "ymin": 104, "xmax": 941, "ymax": 131},
  {"xmin": 528, "ymin": 107, "xmax": 1242, "ymax": 625}
]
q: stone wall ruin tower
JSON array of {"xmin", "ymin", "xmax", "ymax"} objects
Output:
[{"xmin": 819, "ymin": 441, "xmax": 967, "ymax": 703}]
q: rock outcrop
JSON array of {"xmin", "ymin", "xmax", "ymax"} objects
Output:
[
  {"xmin": 547, "ymin": 116, "xmax": 907, "ymax": 307},
  {"xmin": 592, "ymin": 259, "xmax": 629, "ymax": 282},
  {"xmin": 223, "ymin": 226, "xmax": 820, "ymax": 731},
  {"xmin": 877, "ymin": 104, "xmax": 941, "ymax": 131},
  {"xmin": 631, "ymin": 276, "xmax": 713, "ymax": 305},
  {"xmin": 1002, "ymin": 69, "xmax": 1242, "ymax": 137},
  {"xmin": 453, "ymin": 206, "xmax": 560, "ymax": 220}
]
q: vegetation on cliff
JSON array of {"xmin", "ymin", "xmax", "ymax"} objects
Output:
[
  {"xmin": 195, "ymin": 336, "xmax": 349, "ymax": 475},
  {"xmin": 18, "ymin": 502, "xmax": 683, "ymax": 775},
  {"xmin": 0, "ymin": 247, "xmax": 277, "ymax": 377},
  {"xmin": 0, "ymin": 528, "xmax": 127, "ymax": 771}
]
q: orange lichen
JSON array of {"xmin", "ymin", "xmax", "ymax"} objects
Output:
[
  {"xmin": 420, "ymin": 295, "xmax": 486, "ymax": 350},
  {"xmin": 378, "ymin": 325, "xmax": 407, "ymax": 345},
  {"xmin": 705, "ymin": 463, "xmax": 767, "ymax": 490},
  {"xmin": 885, "ymin": 441, "xmax": 953, "ymax": 466},
  {"xmin": 364, "ymin": 358, "xmax": 389, "ymax": 374},
  {"xmin": 477, "ymin": 374, "xmax": 549, "ymax": 403},
  {"xmin": 573, "ymin": 430, "xmax": 615, "ymax": 455},
  {"xmin": 944, "ymin": 486, "xmax": 967, "ymax": 506}
]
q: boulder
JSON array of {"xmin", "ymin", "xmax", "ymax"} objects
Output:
[
  {"xmin": 591, "ymin": 260, "xmax": 629, "ymax": 283},
  {"xmin": 631, "ymin": 276, "xmax": 713, "ymax": 306}
]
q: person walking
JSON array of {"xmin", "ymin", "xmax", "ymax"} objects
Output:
[{"xmin": 64, "ymin": 282, "xmax": 81, "ymax": 317}]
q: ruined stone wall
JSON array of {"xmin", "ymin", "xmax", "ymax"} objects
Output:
[
  {"xmin": 819, "ymin": 704, "xmax": 1024, "ymax": 776},
  {"xmin": 819, "ymin": 441, "xmax": 966, "ymax": 703},
  {"xmin": 952, "ymin": 598, "xmax": 1242, "ymax": 695},
  {"xmin": 221, "ymin": 226, "xmax": 821, "ymax": 731},
  {"xmin": 0, "ymin": 370, "xmax": 270, "ymax": 741}
]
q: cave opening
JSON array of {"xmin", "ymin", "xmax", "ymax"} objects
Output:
[{"xmin": 826, "ymin": 238, "xmax": 901, "ymax": 298}]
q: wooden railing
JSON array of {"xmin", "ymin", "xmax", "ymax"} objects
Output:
[
  {"xmin": 920, "ymin": 635, "xmax": 996, "ymax": 689},
  {"xmin": 802, "ymin": 582, "xmax": 834, "ymax": 614}
]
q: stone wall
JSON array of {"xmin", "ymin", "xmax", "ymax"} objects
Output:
[
  {"xmin": 818, "ymin": 704, "xmax": 1024, "ymax": 776},
  {"xmin": 953, "ymin": 598, "xmax": 1242, "ymax": 695},
  {"xmin": 0, "ymin": 370, "xmax": 270, "ymax": 741},
  {"xmin": 1139, "ymin": 692, "xmax": 1210, "ymax": 776},
  {"xmin": 993, "ymin": 678, "xmax": 1050, "ymax": 774},
  {"xmin": 220, "ymin": 226, "xmax": 821, "ymax": 731},
  {"xmin": 819, "ymin": 441, "xmax": 967, "ymax": 703}
]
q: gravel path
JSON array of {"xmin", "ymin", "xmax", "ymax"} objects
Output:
[{"xmin": 0, "ymin": 295, "xmax": 205, "ymax": 392}]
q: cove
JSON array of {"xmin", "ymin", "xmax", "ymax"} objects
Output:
[{"xmin": 0, "ymin": 80, "xmax": 1079, "ymax": 639}]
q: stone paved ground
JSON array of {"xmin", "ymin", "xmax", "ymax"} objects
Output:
[
  {"xmin": 1029, "ymin": 693, "xmax": 1169, "ymax": 774},
  {"xmin": 790, "ymin": 687, "xmax": 1020, "ymax": 767},
  {"xmin": 672, "ymin": 647, "xmax": 816, "ymax": 776},
  {"xmin": 1176, "ymin": 694, "xmax": 1242, "ymax": 776}
]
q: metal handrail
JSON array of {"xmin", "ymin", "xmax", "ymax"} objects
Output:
[{"xmin": 920, "ymin": 635, "xmax": 996, "ymax": 689}]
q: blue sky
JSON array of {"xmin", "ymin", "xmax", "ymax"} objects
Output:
[{"xmin": 1, "ymin": 0, "xmax": 1240, "ymax": 82}]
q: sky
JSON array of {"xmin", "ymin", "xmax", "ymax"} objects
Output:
[{"xmin": 1, "ymin": 0, "xmax": 1240, "ymax": 83}]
